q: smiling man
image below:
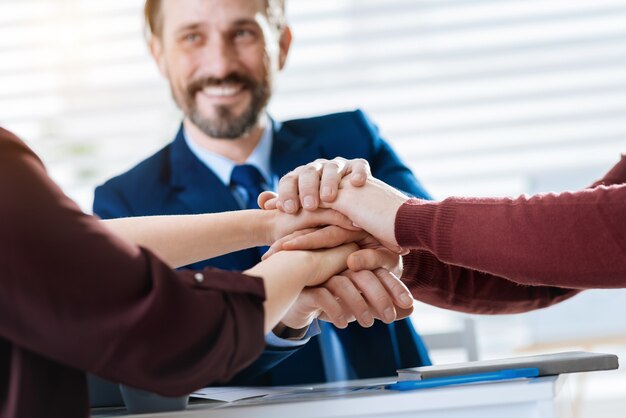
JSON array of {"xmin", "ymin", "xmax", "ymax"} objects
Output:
[
  {"xmin": 152, "ymin": 0, "xmax": 281, "ymax": 148},
  {"xmin": 93, "ymin": 0, "xmax": 432, "ymax": 411}
]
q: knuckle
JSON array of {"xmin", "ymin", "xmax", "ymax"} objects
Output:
[
  {"xmin": 302, "ymin": 165, "xmax": 319, "ymax": 174},
  {"xmin": 375, "ymin": 294, "xmax": 392, "ymax": 307},
  {"xmin": 326, "ymin": 304, "xmax": 342, "ymax": 318},
  {"xmin": 280, "ymin": 173, "xmax": 298, "ymax": 186},
  {"xmin": 324, "ymin": 161, "xmax": 341, "ymax": 172},
  {"xmin": 335, "ymin": 276, "xmax": 355, "ymax": 293},
  {"xmin": 388, "ymin": 281, "xmax": 405, "ymax": 295},
  {"xmin": 356, "ymin": 306, "xmax": 371, "ymax": 319},
  {"xmin": 352, "ymin": 269, "xmax": 375, "ymax": 284}
]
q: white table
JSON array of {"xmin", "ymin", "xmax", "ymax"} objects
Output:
[{"xmin": 126, "ymin": 375, "xmax": 573, "ymax": 418}]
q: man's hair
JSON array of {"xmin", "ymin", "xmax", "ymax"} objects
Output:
[{"xmin": 144, "ymin": 0, "xmax": 286, "ymax": 38}]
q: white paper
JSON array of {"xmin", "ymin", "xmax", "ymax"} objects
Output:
[{"xmin": 191, "ymin": 386, "xmax": 311, "ymax": 402}]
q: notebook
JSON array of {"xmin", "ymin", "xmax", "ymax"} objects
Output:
[{"xmin": 397, "ymin": 351, "xmax": 618, "ymax": 381}]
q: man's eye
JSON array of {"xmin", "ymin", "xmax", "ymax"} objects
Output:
[
  {"xmin": 184, "ymin": 33, "xmax": 201, "ymax": 43},
  {"xmin": 235, "ymin": 29, "xmax": 254, "ymax": 39}
]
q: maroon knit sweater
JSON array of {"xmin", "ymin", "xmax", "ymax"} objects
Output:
[{"xmin": 396, "ymin": 155, "xmax": 626, "ymax": 314}]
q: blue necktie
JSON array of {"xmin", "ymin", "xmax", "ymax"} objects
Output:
[
  {"xmin": 231, "ymin": 164, "xmax": 269, "ymax": 257},
  {"xmin": 230, "ymin": 164, "xmax": 266, "ymax": 210}
]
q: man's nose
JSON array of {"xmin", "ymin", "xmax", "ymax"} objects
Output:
[{"xmin": 199, "ymin": 37, "xmax": 239, "ymax": 79}]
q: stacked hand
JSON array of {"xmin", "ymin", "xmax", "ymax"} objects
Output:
[{"xmin": 261, "ymin": 158, "xmax": 415, "ymax": 334}]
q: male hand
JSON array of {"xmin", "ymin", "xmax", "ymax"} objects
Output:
[
  {"xmin": 278, "ymin": 268, "xmax": 414, "ymax": 331},
  {"xmin": 260, "ymin": 160, "xmax": 411, "ymax": 249},
  {"xmin": 272, "ymin": 157, "xmax": 371, "ymax": 213},
  {"xmin": 269, "ymin": 232, "xmax": 414, "ymax": 330}
]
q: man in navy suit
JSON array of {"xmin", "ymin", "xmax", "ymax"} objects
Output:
[{"xmin": 92, "ymin": 0, "xmax": 432, "ymax": 403}]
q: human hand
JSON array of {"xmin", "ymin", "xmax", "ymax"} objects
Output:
[
  {"xmin": 245, "ymin": 243, "xmax": 358, "ymax": 334},
  {"xmin": 266, "ymin": 228, "xmax": 408, "ymax": 268},
  {"xmin": 263, "ymin": 218, "xmax": 407, "ymax": 260},
  {"xmin": 279, "ymin": 267, "xmax": 414, "ymax": 330},
  {"xmin": 265, "ymin": 231, "xmax": 414, "ymax": 328},
  {"xmin": 270, "ymin": 158, "xmax": 371, "ymax": 214},
  {"xmin": 262, "ymin": 227, "xmax": 368, "ymax": 260},
  {"xmin": 262, "ymin": 174, "xmax": 410, "ymax": 248},
  {"xmin": 325, "ymin": 176, "xmax": 410, "ymax": 248},
  {"xmin": 263, "ymin": 207, "xmax": 359, "ymax": 245}
]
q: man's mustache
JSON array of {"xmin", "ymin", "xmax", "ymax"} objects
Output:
[{"xmin": 186, "ymin": 73, "xmax": 256, "ymax": 96}]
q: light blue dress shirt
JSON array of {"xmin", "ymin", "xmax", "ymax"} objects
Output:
[
  {"xmin": 183, "ymin": 123, "xmax": 321, "ymax": 348},
  {"xmin": 184, "ymin": 122, "xmax": 352, "ymax": 380},
  {"xmin": 183, "ymin": 123, "xmax": 275, "ymax": 207}
]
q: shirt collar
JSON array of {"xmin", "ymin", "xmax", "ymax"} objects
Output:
[{"xmin": 183, "ymin": 118, "xmax": 274, "ymax": 187}]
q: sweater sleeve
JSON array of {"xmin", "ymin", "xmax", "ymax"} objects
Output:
[
  {"xmin": 401, "ymin": 250, "xmax": 580, "ymax": 314},
  {"xmin": 0, "ymin": 129, "xmax": 266, "ymax": 396},
  {"xmin": 396, "ymin": 155, "xmax": 626, "ymax": 292}
]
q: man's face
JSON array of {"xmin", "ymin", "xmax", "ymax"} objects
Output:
[{"xmin": 152, "ymin": 0, "xmax": 290, "ymax": 139}]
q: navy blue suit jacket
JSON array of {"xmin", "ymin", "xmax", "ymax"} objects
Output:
[{"xmin": 93, "ymin": 110, "xmax": 432, "ymax": 386}]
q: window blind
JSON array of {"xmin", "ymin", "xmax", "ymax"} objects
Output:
[{"xmin": 1, "ymin": 0, "xmax": 625, "ymax": 208}]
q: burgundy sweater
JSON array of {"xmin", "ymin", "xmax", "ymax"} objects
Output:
[
  {"xmin": 0, "ymin": 129, "xmax": 266, "ymax": 417},
  {"xmin": 396, "ymin": 155, "xmax": 626, "ymax": 314}
]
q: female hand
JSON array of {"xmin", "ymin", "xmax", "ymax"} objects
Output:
[
  {"xmin": 320, "ymin": 176, "xmax": 410, "ymax": 249},
  {"xmin": 263, "ymin": 207, "xmax": 360, "ymax": 245},
  {"xmin": 263, "ymin": 230, "xmax": 415, "ymax": 327},
  {"xmin": 245, "ymin": 243, "xmax": 358, "ymax": 333},
  {"xmin": 279, "ymin": 268, "xmax": 415, "ymax": 330}
]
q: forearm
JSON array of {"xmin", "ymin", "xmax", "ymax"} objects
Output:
[
  {"xmin": 0, "ymin": 134, "xmax": 267, "ymax": 393},
  {"xmin": 246, "ymin": 251, "xmax": 311, "ymax": 334},
  {"xmin": 402, "ymin": 250, "xmax": 580, "ymax": 314},
  {"xmin": 101, "ymin": 210, "xmax": 270, "ymax": 268},
  {"xmin": 246, "ymin": 245, "xmax": 356, "ymax": 334},
  {"xmin": 396, "ymin": 184, "xmax": 626, "ymax": 288}
]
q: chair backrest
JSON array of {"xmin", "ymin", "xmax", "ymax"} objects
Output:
[{"xmin": 421, "ymin": 318, "xmax": 479, "ymax": 362}]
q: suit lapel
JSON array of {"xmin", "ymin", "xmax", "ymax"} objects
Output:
[
  {"xmin": 167, "ymin": 126, "xmax": 261, "ymax": 270},
  {"xmin": 168, "ymin": 126, "xmax": 241, "ymax": 214},
  {"xmin": 270, "ymin": 119, "xmax": 321, "ymax": 177}
]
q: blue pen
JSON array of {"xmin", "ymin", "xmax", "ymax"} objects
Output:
[{"xmin": 385, "ymin": 367, "xmax": 540, "ymax": 391}]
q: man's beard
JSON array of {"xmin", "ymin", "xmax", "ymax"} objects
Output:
[{"xmin": 179, "ymin": 72, "xmax": 271, "ymax": 139}]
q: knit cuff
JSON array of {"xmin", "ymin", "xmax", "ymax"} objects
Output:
[
  {"xmin": 395, "ymin": 198, "xmax": 456, "ymax": 260},
  {"xmin": 401, "ymin": 250, "xmax": 442, "ymax": 291}
]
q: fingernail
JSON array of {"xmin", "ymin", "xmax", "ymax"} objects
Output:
[
  {"xmin": 400, "ymin": 292, "xmax": 413, "ymax": 306},
  {"xmin": 304, "ymin": 196, "xmax": 315, "ymax": 209},
  {"xmin": 321, "ymin": 186, "xmax": 332, "ymax": 198},
  {"xmin": 284, "ymin": 199, "xmax": 295, "ymax": 213},
  {"xmin": 338, "ymin": 315, "xmax": 347, "ymax": 328},
  {"xmin": 362, "ymin": 312, "xmax": 374, "ymax": 326},
  {"xmin": 352, "ymin": 173, "xmax": 364, "ymax": 182},
  {"xmin": 384, "ymin": 308, "xmax": 395, "ymax": 322}
]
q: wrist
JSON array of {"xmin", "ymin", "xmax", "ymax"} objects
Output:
[
  {"xmin": 388, "ymin": 197, "xmax": 410, "ymax": 247},
  {"xmin": 254, "ymin": 209, "xmax": 275, "ymax": 246},
  {"xmin": 301, "ymin": 251, "xmax": 325, "ymax": 286},
  {"xmin": 246, "ymin": 250, "xmax": 312, "ymax": 287},
  {"xmin": 305, "ymin": 244, "xmax": 357, "ymax": 287}
]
